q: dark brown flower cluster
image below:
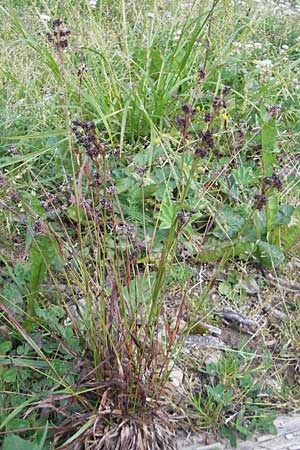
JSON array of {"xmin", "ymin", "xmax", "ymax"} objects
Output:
[
  {"xmin": 204, "ymin": 112, "xmax": 212, "ymax": 123},
  {"xmin": 177, "ymin": 208, "xmax": 195, "ymax": 227},
  {"xmin": 195, "ymin": 147, "xmax": 208, "ymax": 158},
  {"xmin": 197, "ymin": 66, "xmax": 206, "ymax": 83},
  {"xmin": 8, "ymin": 144, "xmax": 18, "ymax": 155},
  {"xmin": 195, "ymin": 86, "xmax": 230, "ymax": 158},
  {"xmin": 254, "ymin": 172, "xmax": 282, "ymax": 210},
  {"xmin": 71, "ymin": 119, "xmax": 104, "ymax": 161},
  {"xmin": 34, "ymin": 216, "xmax": 44, "ymax": 233},
  {"xmin": 267, "ymin": 104, "xmax": 281, "ymax": 118},
  {"xmin": 254, "ymin": 193, "xmax": 267, "ymax": 210},
  {"xmin": 77, "ymin": 63, "xmax": 86, "ymax": 82},
  {"xmin": 212, "ymin": 86, "xmax": 230, "ymax": 111},
  {"xmin": 195, "ymin": 122, "xmax": 215, "ymax": 160},
  {"xmin": 46, "ymin": 18, "xmax": 70, "ymax": 50},
  {"xmin": 182, "ymin": 104, "xmax": 196, "ymax": 115},
  {"xmin": 175, "ymin": 104, "xmax": 196, "ymax": 129},
  {"xmin": 111, "ymin": 221, "xmax": 136, "ymax": 236},
  {"xmin": 263, "ymin": 172, "xmax": 282, "ymax": 191},
  {"xmin": 0, "ymin": 171, "xmax": 5, "ymax": 189},
  {"xmin": 199, "ymin": 129, "xmax": 214, "ymax": 149}
]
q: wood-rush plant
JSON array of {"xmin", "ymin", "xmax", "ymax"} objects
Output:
[
  {"xmin": 1, "ymin": 145, "xmax": 188, "ymax": 446},
  {"xmin": 0, "ymin": 114, "xmax": 181, "ymax": 448},
  {"xmin": 0, "ymin": 9, "xmax": 221, "ymax": 448}
]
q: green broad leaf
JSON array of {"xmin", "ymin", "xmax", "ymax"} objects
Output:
[
  {"xmin": 131, "ymin": 182, "xmax": 158, "ymax": 200},
  {"xmin": 196, "ymin": 241, "xmax": 257, "ymax": 263},
  {"xmin": 0, "ymin": 340, "xmax": 12, "ymax": 354},
  {"xmin": 5, "ymin": 418, "xmax": 30, "ymax": 431},
  {"xmin": 235, "ymin": 423, "xmax": 251, "ymax": 438},
  {"xmin": 232, "ymin": 166, "xmax": 258, "ymax": 186},
  {"xmin": 279, "ymin": 206, "xmax": 300, "ymax": 250},
  {"xmin": 213, "ymin": 206, "xmax": 246, "ymax": 240},
  {"xmin": 63, "ymin": 327, "xmax": 81, "ymax": 353},
  {"xmin": 261, "ymin": 117, "xmax": 276, "ymax": 176},
  {"xmin": 35, "ymin": 304, "xmax": 64, "ymax": 323},
  {"xmin": 256, "ymin": 241, "xmax": 284, "ymax": 268},
  {"xmin": 266, "ymin": 194, "xmax": 279, "ymax": 233},
  {"xmin": 1, "ymin": 283, "xmax": 23, "ymax": 312},
  {"xmin": 116, "ymin": 177, "xmax": 135, "ymax": 194},
  {"xmin": 29, "ymin": 235, "xmax": 59, "ymax": 294},
  {"xmin": 3, "ymin": 368, "xmax": 18, "ymax": 383},
  {"xmin": 21, "ymin": 192, "xmax": 46, "ymax": 219},
  {"xmin": 274, "ymin": 204, "xmax": 294, "ymax": 226},
  {"xmin": 239, "ymin": 373, "xmax": 253, "ymax": 389},
  {"xmin": 223, "ymin": 389, "xmax": 234, "ymax": 402},
  {"xmin": 218, "ymin": 281, "xmax": 237, "ymax": 300},
  {"xmin": 159, "ymin": 203, "xmax": 178, "ymax": 229},
  {"xmin": 220, "ymin": 425, "xmax": 237, "ymax": 448},
  {"xmin": 66, "ymin": 206, "xmax": 87, "ymax": 225},
  {"xmin": 253, "ymin": 210, "xmax": 266, "ymax": 237},
  {"xmin": 2, "ymin": 434, "xmax": 37, "ymax": 450},
  {"xmin": 151, "ymin": 228, "xmax": 170, "ymax": 252},
  {"xmin": 256, "ymin": 412, "xmax": 277, "ymax": 434}
]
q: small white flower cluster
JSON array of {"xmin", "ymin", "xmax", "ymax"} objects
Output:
[
  {"xmin": 232, "ymin": 41, "xmax": 263, "ymax": 55},
  {"xmin": 273, "ymin": 0, "xmax": 300, "ymax": 17},
  {"xmin": 236, "ymin": 0, "xmax": 300, "ymax": 18},
  {"xmin": 173, "ymin": 29, "xmax": 182, "ymax": 42},
  {"xmin": 253, "ymin": 58, "xmax": 274, "ymax": 79},
  {"xmin": 89, "ymin": 0, "xmax": 97, "ymax": 9},
  {"xmin": 39, "ymin": 13, "xmax": 50, "ymax": 22},
  {"xmin": 292, "ymin": 78, "xmax": 300, "ymax": 90},
  {"xmin": 279, "ymin": 44, "xmax": 290, "ymax": 61},
  {"xmin": 180, "ymin": 1, "xmax": 194, "ymax": 9}
]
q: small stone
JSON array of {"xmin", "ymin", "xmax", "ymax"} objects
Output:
[
  {"xmin": 196, "ymin": 444, "xmax": 225, "ymax": 450},
  {"xmin": 286, "ymin": 433, "xmax": 295, "ymax": 439},
  {"xmin": 256, "ymin": 434, "xmax": 274, "ymax": 442},
  {"xmin": 169, "ymin": 366, "xmax": 184, "ymax": 388},
  {"xmin": 239, "ymin": 443, "xmax": 257, "ymax": 450}
]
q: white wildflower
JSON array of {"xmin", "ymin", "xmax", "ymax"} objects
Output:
[
  {"xmin": 253, "ymin": 59, "xmax": 273, "ymax": 68},
  {"xmin": 173, "ymin": 29, "xmax": 182, "ymax": 41},
  {"xmin": 89, "ymin": 0, "xmax": 97, "ymax": 9},
  {"xmin": 254, "ymin": 42, "xmax": 262, "ymax": 49},
  {"xmin": 147, "ymin": 12, "xmax": 155, "ymax": 19},
  {"xmin": 44, "ymin": 93, "xmax": 52, "ymax": 103},
  {"xmin": 39, "ymin": 13, "xmax": 50, "ymax": 22},
  {"xmin": 253, "ymin": 59, "xmax": 273, "ymax": 79}
]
